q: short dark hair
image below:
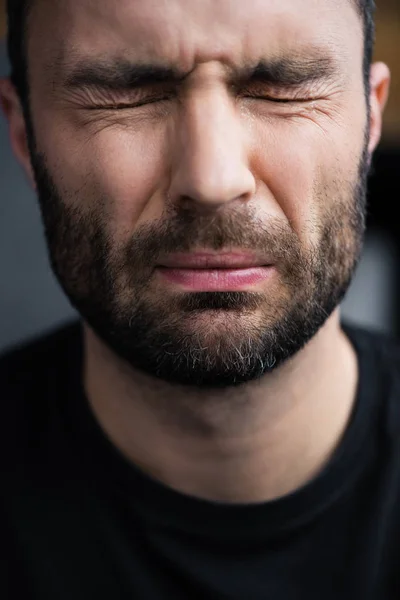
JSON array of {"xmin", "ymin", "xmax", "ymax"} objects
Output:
[{"xmin": 6, "ymin": 0, "xmax": 376, "ymax": 110}]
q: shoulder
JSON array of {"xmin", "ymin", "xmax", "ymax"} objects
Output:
[
  {"xmin": 0, "ymin": 320, "xmax": 83, "ymax": 486},
  {"xmin": 0, "ymin": 320, "xmax": 83, "ymax": 465},
  {"xmin": 0, "ymin": 320, "xmax": 83, "ymax": 389},
  {"xmin": 342, "ymin": 321, "xmax": 400, "ymax": 369},
  {"xmin": 343, "ymin": 322, "xmax": 400, "ymax": 434},
  {"xmin": 0, "ymin": 321, "xmax": 83, "ymax": 436}
]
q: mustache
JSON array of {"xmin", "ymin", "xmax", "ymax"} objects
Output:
[{"xmin": 121, "ymin": 206, "xmax": 303, "ymax": 271}]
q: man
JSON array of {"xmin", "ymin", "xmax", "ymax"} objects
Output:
[{"xmin": 0, "ymin": 0, "xmax": 397, "ymax": 597}]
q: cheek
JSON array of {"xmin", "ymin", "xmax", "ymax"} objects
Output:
[
  {"xmin": 89, "ymin": 127, "xmax": 169, "ymax": 239},
  {"xmin": 36, "ymin": 111, "xmax": 170, "ymax": 241},
  {"xmin": 248, "ymin": 111, "xmax": 364, "ymax": 247}
]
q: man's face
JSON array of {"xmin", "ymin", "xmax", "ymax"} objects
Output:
[{"xmin": 24, "ymin": 0, "xmax": 371, "ymax": 387}]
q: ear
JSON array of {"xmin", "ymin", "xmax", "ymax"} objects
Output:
[
  {"xmin": 368, "ymin": 62, "xmax": 391, "ymax": 155},
  {"xmin": 0, "ymin": 77, "xmax": 37, "ymax": 190}
]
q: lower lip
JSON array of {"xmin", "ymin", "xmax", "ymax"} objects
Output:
[{"xmin": 157, "ymin": 267, "xmax": 273, "ymax": 291}]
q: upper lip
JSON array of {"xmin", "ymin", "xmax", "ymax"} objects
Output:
[{"xmin": 158, "ymin": 252, "xmax": 270, "ymax": 269}]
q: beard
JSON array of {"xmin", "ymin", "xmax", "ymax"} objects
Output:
[{"xmin": 27, "ymin": 125, "xmax": 370, "ymax": 389}]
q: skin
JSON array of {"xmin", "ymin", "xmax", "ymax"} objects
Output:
[{"xmin": 0, "ymin": 0, "xmax": 390, "ymax": 503}]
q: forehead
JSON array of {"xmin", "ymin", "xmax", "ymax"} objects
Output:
[{"xmin": 29, "ymin": 0, "xmax": 363, "ymax": 76}]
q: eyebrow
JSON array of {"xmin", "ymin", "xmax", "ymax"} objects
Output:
[
  {"xmin": 61, "ymin": 52, "xmax": 339, "ymax": 92},
  {"xmin": 248, "ymin": 56, "xmax": 338, "ymax": 87},
  {"xmin": 63, "ymin": 60, "xmax": 187, "ymax": 90}
]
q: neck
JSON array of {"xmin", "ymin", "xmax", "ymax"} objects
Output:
[{"xmin": 83, "ymin": 310, "xmax": 358, "ymax": 504}]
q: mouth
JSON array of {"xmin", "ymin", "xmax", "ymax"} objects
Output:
[
  {"xmin": 156, "ymin": 251, "xmax": 274, "ymax": 291},
  {"xmin": 158, "ymin": 251, "xmax": 271, "ymax": 270},
  {"xmin": 156, "ymin": 266, "xmax": 273, "ymax": 293}
]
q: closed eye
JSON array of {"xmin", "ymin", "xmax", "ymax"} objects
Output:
[
  {"xmin": 85, "ymin": 94, "xmax": 174, "ymax": 111},
  {"xmin": 244, "ymin": 94, "xmax": 313, "ymax": 104}
]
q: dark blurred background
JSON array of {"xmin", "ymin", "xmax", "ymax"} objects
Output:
[{"xmin": 0, "ymin": 0, "xmax": 399, "ymax": 352}]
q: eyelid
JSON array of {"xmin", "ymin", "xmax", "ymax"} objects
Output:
[
  {"xmin": 241, "ymin": 81, "xmax": 313, "ymax": 93},
  {"xmin": 87, "ymin": 94, "xmax": 174, "ymax": 110},
  {"xmin": 82, "ymin": 81, "xmax": 176, "ymax": 100},
  {"xmin": 79, "ymin": 80, "xmax": 322, "ymax": 111},
  {"xmin": 245, "ymin": 94, "xmax": 314, "ymax": 103},
  {"xmin": 239, "ymin": 79, "xmax": 325, "ymax": 103},
  {"xmin": 82, "ymin": 87, "xmax": 175, "ymax": 108}
]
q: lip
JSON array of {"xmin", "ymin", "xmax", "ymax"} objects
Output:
[
  {"xmin": 158, "ymin": 252, "xmax": 270, "ymax": 269},
  {"xmin": 156, "ymin": 266, "xmax": 274, "ymax": 291}
]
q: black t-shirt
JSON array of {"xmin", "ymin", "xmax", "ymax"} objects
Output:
[{"xmin": 2, "ymin": 320, "xmax": 400, "ymax": 599}]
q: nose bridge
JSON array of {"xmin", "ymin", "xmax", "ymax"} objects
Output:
[{"xmin": 169, "ymin": 87, "xmax": 255, "ymax": 207}]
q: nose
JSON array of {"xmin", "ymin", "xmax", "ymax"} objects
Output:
[{"xmin": 168, "ymin": 90, "xmax": 256, "ymax": 211}]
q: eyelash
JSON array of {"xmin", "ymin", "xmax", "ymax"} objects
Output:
[
  {"xmin": 89, "ymin": 93, "xmax": 311, "ymax": 111},
  {"xmin": 246, "ymin": 95, "xmax": 310, "ymax": 104},
  {"xmin": 88, "ymin": 96, "xmax": 171, "ymax": 110}
]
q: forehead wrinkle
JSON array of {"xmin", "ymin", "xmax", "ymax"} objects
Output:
[
  {"xmin": 30, "ymin": 0, "xmax": 362, "ymax": 92},
  {"xmin": 48, "ymin": 41, "xmax": 346, "ymax": 93}
]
